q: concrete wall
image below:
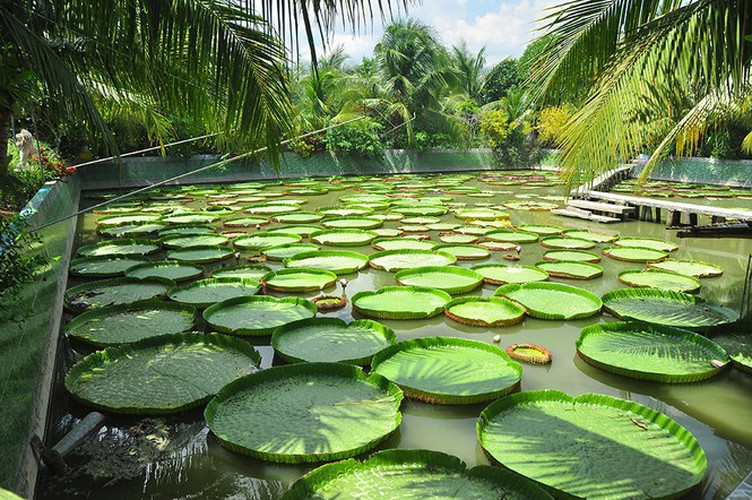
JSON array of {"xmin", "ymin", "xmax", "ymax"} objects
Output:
[
  {"xmin": 632, "ymin": 157, "xmax": 752, "ymax": 188},
  {"xmin": 0, "ymin": 177, "xmax": 80, "ymax": 497}
]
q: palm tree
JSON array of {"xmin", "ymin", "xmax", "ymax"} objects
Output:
[
  {"xmin": 531, "ymin": 0, "xmax": 752, "ymax": 190},
  {"xmin": 0, "ymin": 1, "xmax": 414, "ymax": 174},
  {"xmin": 451, "ymin": 41, "xmax": 486, "ymax": 103}
]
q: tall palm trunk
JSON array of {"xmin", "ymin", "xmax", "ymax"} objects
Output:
[{"xmin": 0, "ymin": 106, "xmax": 10, "ymax": 175}]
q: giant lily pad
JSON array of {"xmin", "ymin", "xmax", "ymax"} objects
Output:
[
  {"xmin": 540, "ymin": 237, "xmax": 596, "ymax": 250},
  {"xmin": 372, "ymin": 337, "xmax": 521, "ymax": 404},
  {"xmin": 161, "ymin": 212, "xmax": 219, "ymax": 225},
  {"xmin": 284, "ymin": 250, "xmax": 369, "ymax": 274},
  {"xmin": 96, "ymin": 213, "xmax": 161, "ymax": 227},
  {"xmin": 272, "ymin": 318, "xmax": 396, "ymax": 365},
  {"xmin": 708, "ymin": 323, "xmax": 752, "ymax": 373},
  {"xmin": 352, "ymin": 286, "xmax": 451, "ymax": 319},
  {"xmin": 433, "ymin": 245, "xmax": 490, "ymax": 261},
  {"xmin": 70, "ymin": 256, "xmax": 149, "ymax": 278},
  {"xmin": 234, "ymin": 232, "xmax": 302, "ymax": 250},
  {"xmin": 66, "ymin": 333, "xmax": 260, "ymax": 414},
  {"xmin": 167, "ymin": 245, "xmax": 235, "ymax": 264},
  {"xmin": 486, "ymin": 229, "xmax": 539, "ymax": 244},
  {"xmin": 477, "ymin": 390, "xmax": 707, "ymax": 499},
  {"xmin": 222, "ymin": 215, "xmax": 270, "ymax": 227},
  {"xmin": 261, "ymin": 243, "xmax": 319, "ymax": 261},
  {"xmin": 615, "ymin": 237, "xmax": 678, "ymax": 252},
  {"xmin": 98, "ymin": 222, "xmax": 167, "ymax": 238},
  {"xmin": 203, "ymin": 296, "xmax": 317, "ymax": 335},
  {"xmin": 124, "ymin": 261, "xmax": 204, "ymax": 283},
  {"xmin": 168, "ymin": 277, "xmax": 260, "ymax": 308},
  {"xmin": 542, "ymin": 249, "xmax": 601, "ymax": 263},
  {"xmin": 262, "ymin": 268, "xmax": 337, "ymax": 293},
  {"xmin": 472, "ymin": 265, "xmax": 548, "ymax": 285},
  {"xmin": 601, "ymin": 288, "xmax": 738, "ymax": 330},
  {"xmin": 516, "ymin": 224, "xmax": 563, "ymax": 236},
  {"xmin": 368, "ymin": 249, "xmax": 457, "ymax": 272},
  {"xmin": 204, "ymin": 363, "xmax": 402, "ymax": 463},
  {"xmin": 495, "ymin": 282, "xmax": 602, "ymax": 320},
  {"xmin": 576, "ymin": 321, "xmax": 729, "ymax": 383},
  {"xmin": 602, "ymin": 246, "xmax": 668, "ymax": 263},
  {"xmin": 310, "ymin": 229, "xmax": 378, "ymax": 247},
  {"xmin": 394, "ymin": 266, "xmax": 483, "ymax": 294},
  {"xmin": 444, "ymin": 297, "xmax": 525, "ymax": 327},
  {"xmin": 77, "ymin": 239, "xmax": 161, "ymax": 258},
  {"xmin": 283, "ymin": 449, "xmax": 553, "ymax": 499},
  {"xmin": 65, "ymin": 300, "xmax": 197, "ymax": 347},
  {"xmin": 371, "ymin": 238, "xmax": 437, "ymax": 251},
  {"xmin": 210, "ymin": 264, "xmax": 270, "ymax": 281},
  {"xmin": 562, "ymin": 229, "xmax": 619, "ymax": 243},
  {"xmin": 268, "ymin": 224, "xmax": 324, "ymax": 237},
  {"xmin": 321, "ymin": 216, "xmax": 383, "ymax": 230},
  {"xmin": 618, "ymin": 269, "xmax": 701, "ymax": 293},
  {"xmin": 454, "ymin": 208, "xmax": 508, "ymax": 220},
  {"xmin": 64, "ymin": 277, "xmax": 171, "ymax": 312},
  {"xmin": 162, "ymin": 233, "xmax": 229, "ymax": 249},
  {"xmin": 647, "ymin": 259, "xmax": 723, "ymax": 278},
  {"xmin": 535, "ymin": 260, "xmax": 604, "ymax": 280}
]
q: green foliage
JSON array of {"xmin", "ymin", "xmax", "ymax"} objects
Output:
[
  {"xmin": 0, "ymin": 215, "xmax": 46, "ymax": 298},
  {"xmin": 325, "ymin": 118, "xmax": 383, "ymax": 158},
  {"xmin": 537, "ymin": 105, "xmax": 575, "ymax": 147},
  {"xmin": 481, "ymin": 58, "xmax": 519, "ymax": 104},
  {"xmin": 479, "ymin": 108, "xmax": 540, "ymax": 167}
]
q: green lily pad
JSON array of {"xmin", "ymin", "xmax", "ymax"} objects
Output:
[
  {"xmin": 495, "ymin": 282, "xmax": 602, "ymax": 320},
  {"xmin": 64, "ymin": 277, "xmax": 171, "ymax": 312},
  {"xmin": 284, "ymin": 250, "xmax": 370, "ymax": 275},
  {"xmin": 472, "ymin": 265, "xmax": 549, "ymax": 285},
  {"xmin": 245, "ymin": 203, "xmax": 301, "ymax": 215},
  {"xmin": 124, "ymin": 261, "xmax": 204, "ymax": 283},
  {"xmin": 372, "ymin": 337, "xmax": 521, "ymax": 404},
  {"xmin": 272, "ymin": 318, "xmax": 397, "ymax": 365},
  {"xmin": 602, "ymin": 246, "xmax": 668, "ymax": 263},
  {"xmin": 65, "ymin": 300, "xmax": 197, "ymax": 347},
  {"xmin": 262, "ymin": 268, "xmax": 337, "ymax": 293},
  {"xmin": 437, "ymin": 232, "xmax": 479, "ymax": 244},
  {"xmin": 708, "ymin": 323, "xmax": 752, "ymax": 373},
  {"xmin": 70, "ymin": 256, "xmax": 149, "ymax": 278},
  {"xmin": 159, "ymin": 225, "xmax": 214, "ymax": 237},
  {"xmin": 204, "ymin": 363, "xmax": 403, "ymax": 463},
  {"xmin": 318, "ymin": 206, "xmax": 373, "ymax": 217},
  {"xmin": 394, "ymin": 266, "xmax": 483, "ymax": 294},
  {"xmin": 167, "ymin": 245, "xmax": 235, "ymax": 264},
  {"xmin": 615, "ymin": 237, "xmax": 678, "ymax": 252},
  {"xmin": 222, "ymin": 215, "xmax": 270, "ymax": 227},
  {"xmin": 562, "ymin": 229, "xmax": 619, "ymax": 243},
  {"xmin": 168, "ymin": 277, "xmax": 260, "ymax": 308},
  {"xmin": 486, "ymin": 229, "xmax": 539, "ymax": 244},
  {"xmin": 96, "ymin": 213, "xmax": 161, "ymax": 227},
  {"xmin": 618, "ymin": 269, "xmax": 701, "ymax": 293},
  {"xmin": 234, "ymin": 232, "xmax": 302, "ymax": 250},
  {"xmin": 478, "ymin": 390, "xmax": 707, "ymax": 499},
  {"xmin": 433, "ymin": 245, "xmax": 490, "ymax": 261},
  {"xmin": 321, "ymin": 217, "xmax": 383, "ymax": 230},
  {"xmin": 282, "ymin": 448, "xmax": 553, "ymax": 499},
  {"xmin": 535, "ymin": 260, "xmax": 604, "ymax": 280},
  {"xmin": 310, "ymin": 229, "xmax": 379, "ymax": 247},
  {"xmin": 540, "ymin": 236, "xmax": 596, "ymax": 250},
  {"xmin": 268, "ymin": 224, "xmax": 324, "ymax": 236},
  {"xmin": 161, "ymin": 212, "xmax": 220, "ymax": 225},
  {"xmin": 444, "ymin": 297, "xmax": 525, "ymax": 327},
  {"xmin": 369, "ymin": 249, "xmax": 457, "ymax": 272},
  {"xmin": 601, "ymin": 288, "xmax": 738, "ymax": 330},
  {"xmin": 516, "ymin": 224, "xmax": 563, "ymax": 236},
  {"xmin": 454, "ymin": 208, "xmax": 508, "ymax": 220},
  {"xmin": 647, "ymin": 259, "xmax": 723, "ymax": 278},
  {"xmin": 203, "ymin": 296, "xmax": 317, "ymax": 335},
  {"xmin": 371, "ymin": 238, "xmax": 437, "ymax": 251},
  {"xmin": 542, "ymin": 249, "xmax": 601, "ymax": 263},
  {"xmin": 261, "ymin": 243, "xmax": 319, "ymax": 261},
  {"xmin": 98, "ymin": 222, "xmax": 167, "ymax": 238},
  {"xmin": 66, "ymin": 333, "xmax": 260, "ymax": 414},
  {"xmin": 77, "ymin": 239, "xmax": 161, "ymax": 258},
  {"xmin": 576, "ymin": 321, "xmax": 729, "ymax": 383},
  {"xmin": 210, "ymin": 264, "xmax": 271, "ymax": 281},
  {"xmin": 162, "ymin": 233, "xmax": 229, "ymax": 249},
  {"xmin": 352, "ymin": 286, "xmax": 451, "ymax": 319},
  {"xmin": 274, "ymin": 212, "xmax": 324, "ymax": 223}
]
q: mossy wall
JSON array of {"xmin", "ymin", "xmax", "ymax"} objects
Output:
[{"xmin": 0, "ymin": 178, "xmax": 80, "ymax": 495}]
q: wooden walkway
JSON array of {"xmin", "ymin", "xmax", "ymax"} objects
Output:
[{"xmin": 572, "ymin": 166, "xmax": 633, "ymax": 196}]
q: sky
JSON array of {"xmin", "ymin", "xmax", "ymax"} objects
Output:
[{"xmin": 318, "ymin": 0, "xmax": 560, "ymax": 66}]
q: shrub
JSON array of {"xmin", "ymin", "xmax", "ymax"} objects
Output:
[
  {"xmin": 537, "ymin": 105, "xmax": 575, "ymax": 147},
  {"xmin": 479, "ymin": 109, "xmax": 540, "ymax": 167},
  {"xmin": 325, "ymin": 118, "xmax": 383, "ymax": 158},
  {"xmin": 0, "ymin": 215, "xmax": 46, "ymax": 299}
]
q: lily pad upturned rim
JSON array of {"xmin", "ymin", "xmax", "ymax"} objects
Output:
[
  {"xmin": 539, "ymin": 236, "xmax": 597, "ymax": 250},
  {"xmin": 65, "ymin": 332, "xmax": 260, "ymax": 414},
  {"xmin": 444, "ymin": 296, "xmax": 525, "ymax": 327},
  {"xmin": 647, "ymin": 259, "xmax": 724, "ymax": 278},
  {"xmin": 617, "ymin": 269, "xmax": 701, "ymax": 293},
  {"xmin": 124, "ymin": 261, "xmax": 204, "ymax": 283},
  {"xmin": 204, "ymin": 362, "xmax": 403, "ymax": 463},
  {"xmin": 534, "ymin": 260, "xmax": 604, "ymax": 280},
  {"xmin": 576, "ymin": 321, "xmax": 729, "ymax": 383},
  {"xmin": 203, "ymin": 295, "xmax": 318, "ymax": 335},
  {"xmin": 371, "ymin": 336, "xmax": 522, "ymax": 405},
  {"xmin": 261, "ymin": 268, "xmax": 338, "ymax": 293},
  {"xmin": 64, "ymin": 276, "xmax": 172, "ymax": 313},
  {"xmin": 282, "ymin": 448, "xmax": 553, "ymax": 500},
  {"xmin": 506, "ymin": 343, "xmax": 552, "ymax": 364},
  {"xmin": 64, "ymin": 299, "xmax": 198, "ymax": 347},
  {"xmin": 394, "ymin": 266, "xmax": 484, "ymax": 294},
  {"xmin": 477, "ymin": 390, "xmax": 707, "ymax": 499},
  {"xmin": 471, "ymin": 264, "xmax": 549, "ymax": 285},
  {"xmin": 167, "ymin": 277, "xmax": 261, "ymax": 308},
  {"xmin": 76, "ymin": 239, "xmax": 162, "ymax": 258},
  {"xmin": 69, "ymin": 255, "xmax": 150, "ymax": 278},
  {"xmin": 615, "ymin": 237, "xmax": 679, "ymax": 252},
  {"xmin": 368, "ymin": 249, "xmax": 457, "ymax": 272},
  {"xmin": 233, "ymin": 232, "xmax": 303, "ymax": 250},
  {"xmin": 310, "ymin": 228, "xmax": 379, "ymax": 247},
  {"xmin": 271, "ymin": 317, "xmax": 397, "ymax": 365},
  {"xmin": 166, "ymin": 245, "xmax": 236, "ymax": 264},
  {"xmin": 371, "ymin": 237, "xmax": 437, "ymax": 251},
  {"xmin": 601, "ymin": 245, "xmax": 669, "ymax": 263},
  {"xmin": 352, "ymin": 286, "xmax": 451, "ymax": 320},
  {"xmin": 433, "ymin": 244, "xmax": 491, "ymax": 260},
  {"xmin": 494, "ymin": 282, "xmax": 603, "ymax": 320},
  {"xmin": 542, "ymin": 249, "xmax": 602, "ymax": 263},
  {"xmin": 320, "ymin": 216, "xmax": 384, "ymax": 229},
  {"xmin": 283, "ymin": 250, "xmax": 369, "ymax": 274},
  {"xmin": 260, "ymin": 243, "xmax": 320, "ymax": 261}
]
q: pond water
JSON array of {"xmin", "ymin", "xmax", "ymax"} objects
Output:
[{"xmin": 39, "ymin": 171, "xmax": 752, "ymax": 499}]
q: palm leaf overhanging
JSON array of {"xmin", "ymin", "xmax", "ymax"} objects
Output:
[
  {"xmin": 530, "ymin": 0, "xmax": 752, "ymax": 191},
  {"xmin": 0, "ymin": 1, "xmax": 415, "ymax": 171}
]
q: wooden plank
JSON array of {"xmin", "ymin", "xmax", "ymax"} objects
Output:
[
  {"xmin": 568, "ymin": 199, "xmax": 636, "ymax": 215},
  {"xmin": 551, "ymin": 208, "xmax": 621, "ymax": 224},
  {"xmin": 587, "ymin": 191, "xmax": 752, "ymax": 221}
]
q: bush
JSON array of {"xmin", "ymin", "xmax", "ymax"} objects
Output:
[
  {"xmin": 0, "ymin": 215, "xmax": 46, "ymax": 298},
  {"xmin": 479, "ymin": 109, "xmax": 541, "ymax": 167},
  {"xmin": 325, "ymin": 118, "xmax": 383, "ymax": 158},
  {"xmin": 537, "ymin": 105, "xmax": 575, "ymax": 148}
]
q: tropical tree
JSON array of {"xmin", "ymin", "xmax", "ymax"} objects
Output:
[
  {"xmin": 531, "ymin": 0, "xmax": 752, "ymax": 189},
  {"xmin": 451, "ymin": 41, "xmax": 486, "ymax": 103},
  {"xmin": 0, "ymin": 1, "xmax": 414, "ymax": 175}
]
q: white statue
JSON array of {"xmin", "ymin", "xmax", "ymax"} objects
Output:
[{"xmin": 15, "ymin": 129, "xmax": 38, "ymax": 171}]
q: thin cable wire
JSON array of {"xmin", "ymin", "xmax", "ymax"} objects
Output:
[{"xmin": 28, "ymin": 115, "xmax": 366, "ymax": 233}]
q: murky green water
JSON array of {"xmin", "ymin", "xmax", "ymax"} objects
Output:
[{"xmin": 39, "ymin": 173, "xmax": 752, "ymax": 499}]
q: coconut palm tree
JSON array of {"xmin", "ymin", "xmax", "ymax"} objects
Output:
[
  {"xmin": 451, "ymin": 41, "xmax": 486, "ymax": 103},
  {"xmin": 0, "ymin": 1, "xmax": 413, "ymax": 174},
  {"xmin": 531, "ymin": 0, "xmax": 752, "ymax": 190}
]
